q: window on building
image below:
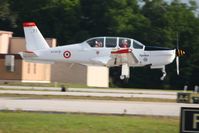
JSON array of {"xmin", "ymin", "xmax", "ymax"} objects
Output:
[
  {"xmin": 27, "ymin": 63, "xmax": 30, "ymax": 74},
  {"xmin": 33, "ymin": 64, "xmax": 36, "ymax": 74},
  {"xmin": 5, "ymin": 55, "xmax": 15, "ymax": 72},
  {"xmin": 105, "ymin": 37, "xmax": 117, "ymax": 47}
]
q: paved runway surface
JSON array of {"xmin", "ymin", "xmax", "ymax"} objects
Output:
[
  {"xmin": 0, "ymin": 85, "xmax": 177, "ymax": 99},
  {"xmin": 0, "ymin": 97, "xmax": 198, "ymax": 117},
  {"xmin": 0, "ymin": 85, "xmax": 177, "ymax": 94},
  {"xmin": 0, "ymin": 85, "xmax": 195, "ymax": 117}
]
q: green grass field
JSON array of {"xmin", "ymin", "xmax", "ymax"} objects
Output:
[{"xmin": 0, "ymin": 111, "xmax": 179, "ymax": 133}]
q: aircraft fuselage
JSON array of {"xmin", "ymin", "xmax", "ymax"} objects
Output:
[{"xmin": 21, "ymin": 22, "xmax": 184, "ymax": 80}]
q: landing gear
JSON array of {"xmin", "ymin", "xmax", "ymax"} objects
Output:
[
  {"xmin": 120, "ymin": 75, "xmax": 126, "ymax": 80},
  {"xmin": 160, "ymin": 66, "xmax": 167, "ymax": 80},
  {"xmin": 120, "ymin": 63, "xmax": 130, "ymax": 81}
]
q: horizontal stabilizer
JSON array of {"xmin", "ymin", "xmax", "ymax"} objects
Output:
[
  {"xmin": 22, "ymin": 60, "xmax": 55, "ymax": 64},
  {"xmin": 19, "ymin": 51, "xmax": 38, "ymax": 58}
]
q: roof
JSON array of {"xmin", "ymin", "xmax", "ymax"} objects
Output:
[
  {"xmin": 0, "ymin": 54, "xmax": 22, "ymax": 59},
  {"xmin": 0, "ymin": 30, "xmax": 13, "ymax": 35}
]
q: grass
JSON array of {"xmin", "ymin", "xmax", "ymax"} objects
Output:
[
  {"xmin": 0, "ymin": 111, "xmax": 179, "ymax": 133},
  {"xmin": 0, "ymin": 93, "xmax": 176, "ymax": 103}
]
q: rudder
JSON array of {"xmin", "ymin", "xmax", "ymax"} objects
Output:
[{"xmin": 23, "ymin": 22, "xmax": 50, "ymax": 51}]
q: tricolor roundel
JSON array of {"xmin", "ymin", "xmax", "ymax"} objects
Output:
[{"xmin": 63, "ymin": 50, "xmax": 71, "ymax": 58}]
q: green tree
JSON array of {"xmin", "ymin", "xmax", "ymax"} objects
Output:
[
  {"xmin": 0, "ymin": 0, "xmax": 16, "ymax": 30},
  {"xmin": 10, "ymin": 0, "xmax": 80, "ymax": 44},
  {"xmin": 79, "ymin": 0, "xmax": 149, "ymax": 38},
  {"xmin": 79, "ymin": 0, "xmax": 109, "ymax": 37},
  {"xmin": 106, "ymin": 0, "xmax": 150, "ymax": 38},
  {"xmin": 5, "ymin": 0, "xmax": 199, "ymax": 89},
  {"xmin": 164, "ymin": 0, "xmax": 199, "ymax": 89},
  {"xmin": 139, "ymin": 0, "xmax": 199, "ymax": 89}
]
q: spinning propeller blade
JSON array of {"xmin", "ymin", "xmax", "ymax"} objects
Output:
[
  {"xmin": 176, "ymin": 56, "xmax": 179, "ymax": 75},
  {"xmin": 175, "ymin": 33, "xmax": 185, "ymax": 75}
]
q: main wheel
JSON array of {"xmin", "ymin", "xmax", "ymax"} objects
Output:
[{"xmin": 120, "ymin": 75, "xmax": 126, "ymax": 80}]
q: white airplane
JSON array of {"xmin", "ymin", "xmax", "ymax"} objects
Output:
[{"xmin": 20, "ymin": 22, "xmax": 185, "ymax": 81}]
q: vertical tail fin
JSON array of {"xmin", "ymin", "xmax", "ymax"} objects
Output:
[{"xmin": 23, "ymin": 22, "xmax": 50, "ymax": 51}]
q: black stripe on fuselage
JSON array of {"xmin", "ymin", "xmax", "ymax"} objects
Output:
[{"xmin": 144, "ymin": 46, "xmax": 173, "ymax": 51}]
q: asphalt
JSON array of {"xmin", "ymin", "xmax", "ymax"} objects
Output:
[
  {"xmin": 0, "ymin": 97, "xmax": 198, "ymax": 117},
  {"xmin": 0, "ymin": 85, "xmax": 196, "ymax": 117},
  {"xmin": 0, "ymin": 85, "xmax": 177, "ymax": 99}
]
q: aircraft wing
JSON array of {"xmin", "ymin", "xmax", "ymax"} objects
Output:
[
  {"xmin": 90, "ymin": 56, "xmax": 112, "ymax": 66},
  {"xmin": 87, "ymin": 48, "xmax": 139, "ymax": 66},
  {"xmin": 110, "ymin": 48, "xmax": 139, "ymax": 66}
]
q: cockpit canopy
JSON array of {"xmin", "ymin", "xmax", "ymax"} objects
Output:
[{"xmin": 85, "ymin": 37, "xmax": 144, "ymax": 49}]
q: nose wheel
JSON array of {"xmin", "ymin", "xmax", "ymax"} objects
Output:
[{"xmin": 120, "ymin": 75, "xmax": 129, "ymax": 83}]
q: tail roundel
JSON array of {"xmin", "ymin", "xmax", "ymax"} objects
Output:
[{"xmin": 23, "ymin": 22, "xmax": 50, "ymax": 51}]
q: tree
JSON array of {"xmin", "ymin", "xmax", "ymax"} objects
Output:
[
  {"xmin": 0, "ymin": 0, "xmax": 16, "ymax": 30},
  {"xmin": 4, "ymin": 0, "xmax": 199, "ymax": 89},
  {"xmin": 164, "ymin": 0, "xmax": 199, "ymax": 89},
  {"xmin": 140, "ymin": 0, "xmax": 199, "ymax": 89},
  {"xmin": 10, "ymin": 0, "xmax": 80, "ymax": 44}
]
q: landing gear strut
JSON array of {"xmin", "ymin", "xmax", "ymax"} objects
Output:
[
  {"xmin": 120, "ymin": 63, "xmax": 130, "ymax": 81},
  {"xmin": 160, "ymin": 66, "xmax": 167, "ymax": 80}
]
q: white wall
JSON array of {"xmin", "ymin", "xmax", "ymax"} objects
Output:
[
  {"xmin": 87, "ymin": 66, "xmax": 109, "ymax": 87},
  {"xmin": 0, "ymin": 31, "xmax": 13, "ymax": 53}
]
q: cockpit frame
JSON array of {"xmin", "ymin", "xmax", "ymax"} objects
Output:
[{"xmin": 85, "ymin": 37, "xmax": 145, "ymax": 49}]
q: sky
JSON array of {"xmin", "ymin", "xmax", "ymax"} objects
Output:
[
  {"xmin": 139, "ymin": 0, "xmax": 199, "ymax": 14},
  {"xmin": 139, "ymin": 0, "xmax": 199, "ymax": 6},
  {"xmin": 165, "ymin": 0, "xmax": 199, "ymax": 6}
]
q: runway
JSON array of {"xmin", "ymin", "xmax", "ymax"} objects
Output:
[
  {"xmin": 0, "ymin": 97, "xmax": 198, "ymax": 117},
  {"xmin": 0, "ymin": 85, "xmax": 196, "ymax": 117},
  {"xmin": 0, "ymin": 85, "xmax": 177, "ymax": 99}
]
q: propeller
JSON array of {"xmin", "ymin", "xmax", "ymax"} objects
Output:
[
  {"xmin": 176, "ymin": 56, "xmax": 179, "ymax": 75},
  {"xmin": 175, "ymin": 33, "xmax": 185, "ymax": 75}
]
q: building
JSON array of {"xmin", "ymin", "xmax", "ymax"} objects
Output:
[{"xmin": 0, "ymin": 30, "xmax": 109, "ymax": 87}]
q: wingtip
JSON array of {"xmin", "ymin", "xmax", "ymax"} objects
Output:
[{"xmin": 23, "ymin": 22, "xmax": 36, "ymax": 27}]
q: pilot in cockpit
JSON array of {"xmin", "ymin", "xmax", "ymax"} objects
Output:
[
  {"xmin": 121, "ymin": 39, "xmax": 128, "ymax": 48},
  {"xmin": 95, "ymin": 40, "xmax": 103, "ymax": 47}
]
